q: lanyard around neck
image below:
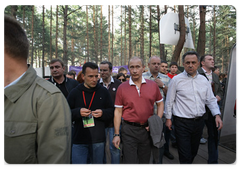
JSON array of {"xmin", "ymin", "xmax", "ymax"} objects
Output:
[{"xmin": 82, "ymin": 91, "xmax": 96, "ymax": 110}]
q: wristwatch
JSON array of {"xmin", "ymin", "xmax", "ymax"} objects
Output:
[
  {"xmin": 113, "ymin": 134, "xmax": 120, "ymax": 137},
  {"xmin": 161, "ymin": 84, "xmax": 165, "ymax": 89}
]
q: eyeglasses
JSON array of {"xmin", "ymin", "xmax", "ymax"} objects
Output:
[{"xmin": 118, "ymin": 79, "xmax": 126, "ymax": 82}]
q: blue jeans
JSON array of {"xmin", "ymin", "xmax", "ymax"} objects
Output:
[
  {"xmin": 104, "ymin": 127, "xmax": 120, "ymax": 164},
  {"xmin": 72, "ymin": 142, "xmax": 105, "ymax": 164}
]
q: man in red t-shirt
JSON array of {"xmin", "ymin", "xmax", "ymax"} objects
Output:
[
  {"xmin": 112, "ymin": 57, "xmax": 164, "ymax": 164},
  {"xmin": 167, "ymin": 62, "xmax": 178, "ymax": 79}
]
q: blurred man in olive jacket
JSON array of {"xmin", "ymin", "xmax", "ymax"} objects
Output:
[{"xmin": 4, "ymin": 15, "xmax": 71, "ymax": 164}]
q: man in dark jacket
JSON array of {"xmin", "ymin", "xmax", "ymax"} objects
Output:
[
  {"xmin": 198, "ymin": 54, "xmax": 223, "ymax": 164},
  {"xmin": 67, "ymin": 62, "xmax": 114, "ymax": 164},
  {"xmin": 48, "ymin": 59, "xmax": 79, "ymax": 98},
  {"xmin": 99, "ymin": 61, "xmax": 122, "ymax": 164}
]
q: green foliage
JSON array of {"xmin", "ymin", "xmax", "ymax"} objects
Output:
[{"xmin": 4, "ymin": 5, "xmax": 236, "ymax": 73}]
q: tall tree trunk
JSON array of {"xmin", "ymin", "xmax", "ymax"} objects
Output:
[
  {"xmin": 86, "ymin": 5, "xmax": 89, "ymax": 62},
  {"xmin": 172, "ymin": 5, "xmax": 185, "ymax": 62},
  {"xmin": 213, "ymin": 5, "xmax": 216, "ymax": 60},
  {"xmin": 63, "ymin": 5, "xmax": 68, "ymax": 71},
  {"xmin": 221, "ymin": 39, "xmax": 224, "ymax": 73},
  {"xmin": 140, "ymin": 5, "xmax": 144, "ymax": 60},
  {"xmin": 160, "ymin": 6, "xmax": 167, "ymax": 61},
  {"xmin": 112, "ymin": 5, "xmax": 114, "ymax": 64},
  {"xmin": 50, "ymin": 5, "xmax": 52, "ymax": 61},
  {"xmin": 124, "ymin": 6, "xmax": 127, "ymax": 65},
  {"xmin": 42, "ymin": 5, "xmax": 45, "ymax": 77},
  {"xmin": 108, "ymin": 5, "xmax": 111, "ymax": 61},
  {"xmin": 149, "ymin": 5, "xmax": 152, "ymax": 58},
  {"xmin": 31, "ymin": 6, "xmax": 34, "ymax": 66},
  {"xmin": 157, "ymin": 5, "xmax": 161, "ymax": 56},
  {"xmin": 184, "ymin": 6, "xmax": 189, "ymax": 54},
  {"xmin": 197, "ymin": 5, "xmax": 206, "ymax": 57},
  {"xmin": 71, "ymin": 30, "xmax": 75, "ymax": 66},
  {"xmin": 192, "ymin": 6, "xmax": 196, "ymax": 49},
  {"xmin": 55, "ymin": 5, "xmax": 58, "ymax": 58},
  {"xmin": 11, "ymin": 6, "xmax": 17, "ymax": 19},
  {"xmin": 128, "ymin": 5, "xmax": 132, "ymax": 58},
  {"xmin": 120, "ymin": 5, "xmax": 123, "ymax": 65},
  {"xmin": 100, "ymin": 5, "xmax": 103, "ymax": 62},
  {"xmin": 93, "ymin": 5, "xmax": 98, "ymax": 64},
  {"xmin": 22, "ymin": 6, "xmax": 25, "ymax": 29},
  {"xmin": 209, "ymin": 25, "xmax": 212, "ymax": 54}
]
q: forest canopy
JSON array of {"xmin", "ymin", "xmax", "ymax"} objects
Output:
[{"xmin": 4, "ymin": 5, "xmax": 236, "ymax": 75}]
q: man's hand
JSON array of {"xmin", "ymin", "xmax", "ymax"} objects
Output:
[
  {"xmin": 166, "ymin": 119, "xmax": 172, "ymax": 130},
  {"xmin": 80, "ymin": 108, "xmax": 91, "ymax": 117},
  {"xmin": 216, "ymin": 95, "xmax": 221, "ymax": 102},
  {"xmin": 112, "ymin": 136, "xmax": 120, "ymax": 149},
  {"xmin": 154, "ymin": 78, "xmax": 164, "ymax": 88},
  {"xmin": 215, "ymin": 115, "xmax": 223, "ymax": 130},
  {"xmin": 92, "ymin": 109, "xmax": 103, "ymax": 118}
]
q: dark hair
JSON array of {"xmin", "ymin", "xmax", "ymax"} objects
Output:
[
  {"xmin": 170, "ymin": 61, "xmax": 178, "ymax": 67},
  {"xmin": 182, "ymin": 51, "xmax": 200, "ymax": 63},
  {"xmin": 161, "ymin": 61, "xmax": 168, "ymax": 65},
  {"xmin": 82, "ymin": 62, "xmax": 98, "ymax": 75},
  {"xmin": 49, "ymin": 59, "xmax": 65, "ymax": 67},
  {"xmin": 4, "ymin": 15, "xmax": 29, "ymax": 60},
  {"xmin": 100, "ymin": 61, "xmax": 113, "ymax": 70},
  {"xmin": 116, "ymin": 73, "xmax": 126, "ymax": 79},
  {"xmin": 69, "ymin": 70, "xmax": 76, "ymax": 74},
  {"xmin": 67, "ymin": 71, "xmax": 75, "ymax": 76},
  {"xmin": 200, "ymin": 54, "xmax": 213, "ymax": 67},
  {"xmin": 118, "ymin": 67, "xmax": 128, "ymax": 73}
]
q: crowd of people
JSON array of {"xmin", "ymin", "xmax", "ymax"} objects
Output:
[{"xmin": 5, "ymin": 15, "xmax": 226, "ymax": 164}]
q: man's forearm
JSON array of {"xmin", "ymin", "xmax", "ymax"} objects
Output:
[{"xmin": 114, "ymin": 107, "xmax": 122, "ymax": 134}]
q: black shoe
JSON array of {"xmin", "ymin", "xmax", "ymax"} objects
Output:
[{"xmin": 164, "ymin": 151, "xmax": 174, "ymax": 160}]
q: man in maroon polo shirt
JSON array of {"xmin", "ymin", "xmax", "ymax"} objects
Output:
[{"xmin": 112, "ymin": 56, "xmax": 164, "ymax": 164}]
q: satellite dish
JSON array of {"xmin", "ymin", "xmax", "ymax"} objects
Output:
[{"xmin": 160, "ymin": 13, "xmax": 195, "ymax": 49}]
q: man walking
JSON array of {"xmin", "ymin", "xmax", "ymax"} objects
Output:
[
  {"xmin": 112, "ymin": 57, "xmax": 164, "ymax": 164},
  {"xmin": 99, "ymin": 61, "xmax": 121, "ymax": 164},
  {"xmin": 67, "ymin": 62, "xmax": 114, "ymax": 164},
  {"xmin": 49, "ymin": 59, "xmax": 79, "ymax": 98},
  {"xmin": 143, "ymin": 56, "xmax": 172, "ymax": 163},
  {"xmin": 198, "ymin": 54, "xmax": 223, "ymax": 163},
  {"xmin": 165, "ymin": 51, "xmax": 223, "ymax": 164}
]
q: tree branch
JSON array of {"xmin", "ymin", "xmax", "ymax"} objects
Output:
[{"xmin": 67, "ymin": 6, "xmax": 82, "ymax": 17}]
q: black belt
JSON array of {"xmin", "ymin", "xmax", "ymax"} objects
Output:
[
  {"xmin": 173, "ymin": 115, "xmax": 203, "ymax": 121},
  {"xmin": 124, "ymin": 120, "xmax": 148, "ymax": 128}
]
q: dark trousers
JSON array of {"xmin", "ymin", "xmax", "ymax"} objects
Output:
[
  {"xmin": 121, "ymin": 121, "xmax": 151, "ymax": 164},
  {"xmin": 205, "ymin": 113, "xmax": 219, "ymax": 163},
  {"xmin": 174, "ymin": 116, "xmax": 205, "ymax": 164}
]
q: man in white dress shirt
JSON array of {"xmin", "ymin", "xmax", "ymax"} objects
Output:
[{"xmin": 165, "ymin": 51, "xmax": 223, "ymax": 164}]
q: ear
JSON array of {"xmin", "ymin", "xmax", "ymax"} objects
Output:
[{"xmin": 81, "ymin": 73, "xmax": 85, "ymax": 81}]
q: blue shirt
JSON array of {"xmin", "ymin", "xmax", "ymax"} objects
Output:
[{"xmin": 165, "ymin": 70, "xmax": 220, "ymax": 119}]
